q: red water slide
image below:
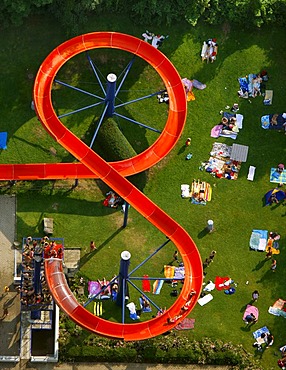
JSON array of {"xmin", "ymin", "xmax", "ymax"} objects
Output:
[{"xmin": 5, "ymin": 32, "xmax": 203, "ymax": 340}]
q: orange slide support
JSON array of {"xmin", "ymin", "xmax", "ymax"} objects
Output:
[{"xmin": 6, "ymin": 32, "xmax": 203, "ymax": 340}]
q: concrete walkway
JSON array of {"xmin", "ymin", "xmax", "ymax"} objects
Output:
[
  {"xmin": 0, "ymin": 195, "xmax": 20, "ymax": 359},
  {"xmin": 5, "ymin": 362, "xmax": 230, "ymax": 370}
]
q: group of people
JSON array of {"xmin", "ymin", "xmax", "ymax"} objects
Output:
[
  {"xmin": 20, "ymin": 236, "xmax": 60, "ymax": 307},
  {"xmin": 103, "ymin": 191, "xmax": 123, "ymax": 208},
  {"xmin": 142, "ymin": 30, "xmax": 168, "ymax": 48},
  {"xmin": 201, "ymin": 38, "xmax": 218, "ymax": 63},
  {"xmin": 220, "ymin": 114, "xmax": 239, "ymax": 134}
]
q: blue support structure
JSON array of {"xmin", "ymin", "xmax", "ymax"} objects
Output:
[
  {"xmin": 116, "ymin": 251, "xmax": 131, "ymax": 324},
  {"xmin": 105, "ymin": 73, "xmax": 117, "ymax": 117}
]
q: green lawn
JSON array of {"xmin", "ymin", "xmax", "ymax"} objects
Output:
[{"xmin": 1, "ymin": 13, "xmax": 286, "ymax": 370}]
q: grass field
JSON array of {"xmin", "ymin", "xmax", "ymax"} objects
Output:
[{"xmin": 0, "ymin": 13, "xmax": 285, "ymax": 369}]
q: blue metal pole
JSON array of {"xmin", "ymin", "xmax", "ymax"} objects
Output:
[
  {"xmin": 106, "ymin": 73, "xmax": 117, "ymax": 117},
  {"xmin": 116, "ymin": 251, "xmax": 131, "ymax": 312}
]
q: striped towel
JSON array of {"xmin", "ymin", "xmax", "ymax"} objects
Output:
[
  {"xmin": 94, "ymin": 301, "xmax": 103, "ymax": 316},
  {"xmin": 153, "ymin": 279, "xmax": 164, "ymax": 294}
]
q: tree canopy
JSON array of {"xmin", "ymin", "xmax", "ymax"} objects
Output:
[{"xmin": 0, "ymin": 0, "xmax": 285, "ymax": 33}]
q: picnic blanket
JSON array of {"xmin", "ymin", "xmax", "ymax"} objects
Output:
[
  {"xmin": 153, "ymin": 279, "xmax": 164, "ymax": 294},
  {"xmin": 142, "ymin": 274, "xmax": 151, "ymax": 292},
  {"xmin": 243, "ymin": 305, "xmax": 259, "ymax": 322},
  {"xmin": 175, "ymin": 318, "xmax": 195, "ymax": 330},
  {"xmin": 215, "ymin": 276, "xmax": 231, "ymax": 290},
  {"xmin": 268, "ymin": 299, "xmax": 286, "ymax": 318},
  {"xmin": 203, "ymin": 156, "xmax": 241, "ymax": 180},
  {"xmin": 261, "ymin": 113, "xmax": 286, "ymax": 130},
  {"xmin": 270, "ymin": 168, "xmax": 286, "ymax": 184},
  {"xmin": 238, "ymin": 74, "xmax": 262, "ymax": 99},
  {"xmin": 249, "ymin": 230, "xmax": 268, "ymax": 251},
  {"xmin": 211, "ymin": 114, "xmax": 243, "ymax": 140}
]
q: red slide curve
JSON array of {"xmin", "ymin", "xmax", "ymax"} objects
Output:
[{"xmin": 7, "ymin": 32, "xmax": 203, "ymax": 340}]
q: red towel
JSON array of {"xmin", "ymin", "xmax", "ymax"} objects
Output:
[
  {"xmin": 142, "ymin": 275, "xmax": 151, "ymax": 292},
  {"xmin": 215, "ymin": 276, "xmax": 230, "ymax": 290}
]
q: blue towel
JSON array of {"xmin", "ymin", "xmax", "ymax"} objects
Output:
[{"xmin": 0, "ymin": 132, "xmax": 8, "ymax": 149}]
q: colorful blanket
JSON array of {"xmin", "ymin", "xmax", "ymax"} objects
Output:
[
  {"xmin": 268, "ymin": 299, "xmax": 286, "ymax": 318},
  {"xmin": 270, "ymin": 168, "xmax": 286, "ymax": 184},
  {"xmin": 153, "ymin": 279, "xmax": 164, "ymax": 294}
]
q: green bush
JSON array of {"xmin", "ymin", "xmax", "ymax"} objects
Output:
[{"xmin": 89, "ymin": 117, "xmax": 137, "ymax": 162}]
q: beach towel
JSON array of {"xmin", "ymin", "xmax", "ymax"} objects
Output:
[
  {"xmin": 211, "ymin": 124, "xmax": 223, "ymax": 138},
  {"xmin": 198, "ymin": 293, "xmax": 213, "ymax": 306},
  {"xmin": 88, "ymin": 280, "xmax": 110, "ymax": 299},
  {"xmin": 253, "ymin": 326, "xmax": 270, "ymax": 340},
  {"xmin": 192, "ymin": 79, "xmax": 206, "ymax": 90},
  {"xmin": 215, "ymin": 276, "xmax": 231, "ymax": 290},
  {"xmin": 268, "ymin": 299, "xmax": 286, "ymax": 318},
  {"xmin": 243, "ymin": 304, "xmax": 259, "ymax": 322},
  {"xmin": 153, "ymin": 279, "xmax": 164, "ymax": 294},
  {"xmin": 88, "ymin": 281, "xmax": 101, "ymax": 296},
  {"xmin": 94, "ymin": 301, "xmax": 103, "ymax": 316},
  {"xmin": 270, "ymin": 168, "xmax": 286, "ymax": 184},
  {"xmin": 264, "ymin": 90, "xmax": 273, "ymax": 105},
  {"xmin": 175, "ymin": 318, "xmax": 195, "ymax": 330},
  {"xmin": 181, "ymin": 184, "xmax": 191, "ymax": 198},
  {"xmin": 174, "ymin": 266, "xmax": 185, "ymax": 279},
  {"xmin": 164, "ymin": 265, "xmax": 175, "ymax": 279},
  {"xmin": 0, "ymin": 132, "xmax": 8, "ymax": 149},
  {"xmin": 142, "ymin": 274, "xmax": 151, "ymax": 292}
]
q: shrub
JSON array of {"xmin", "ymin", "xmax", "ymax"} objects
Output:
[{"xmin": 89, "ymin": 117, "xmax": 137, "ymax": 162}]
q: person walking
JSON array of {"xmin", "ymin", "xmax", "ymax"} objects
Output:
[
  {"xmin": 252, "ymin": 290, "xmax": 259, "ymax": 302},
  {"xmin": 90, "ymin": 241, "xmax": 96, "ymax": 252},
  {"xmin": 271, "ymin": 259, "xmax": 277, "ymax": 272},
  {"xmin": 173, "ymin": 251, "xmax": 179, "ymax": 264}
]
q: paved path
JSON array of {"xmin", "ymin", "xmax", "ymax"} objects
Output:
[
  {"xmin": 0, "ymin": 195, "xmax": 20, "ymax": 358},
  {"xmin": 4, "ymin": 362, "xmax": 230, "ymax": 370}
]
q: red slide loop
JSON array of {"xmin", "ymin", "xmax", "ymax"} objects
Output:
[{"xmin": 33, "ymin": 32, "xmax": 202, "ymax": 340}]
